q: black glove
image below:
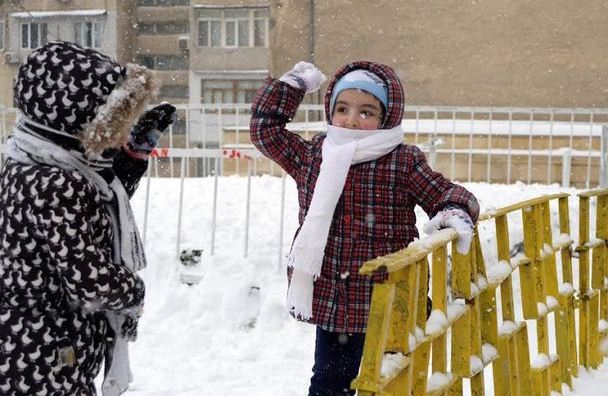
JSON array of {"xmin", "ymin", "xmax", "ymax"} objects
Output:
[
  {"xmin": 120, "ymin": 313, "xmax": 140, "ymax": 341},
  {"xmin": 127, "ymin": 102, "xmax": 177, "ymax": 157}
]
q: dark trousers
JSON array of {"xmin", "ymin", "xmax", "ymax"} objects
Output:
[{"xmin": 308, "ymin": 327, "xmax": 366, "ymax": 396}]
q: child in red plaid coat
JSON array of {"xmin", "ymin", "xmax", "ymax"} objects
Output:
[{"xmin": 250, "ymin": 60, "xmax": 479, "ymax": 395}]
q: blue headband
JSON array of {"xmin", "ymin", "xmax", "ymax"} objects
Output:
[{"xmin": 330, "ymin": 71, "xmax": 388, "ymax": 112}]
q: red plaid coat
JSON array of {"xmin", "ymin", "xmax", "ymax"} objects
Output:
[{"xmin": 250, "ymin": 61, "xmax": 479, "ymax": 333}]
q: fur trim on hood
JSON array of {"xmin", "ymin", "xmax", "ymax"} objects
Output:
[
  {"xmin": 80, "ymin": 64, "xmax": 159, "ymax": 155},
  {"xmin": 324, "ymin": 61, "xmax": 405, "ymax": 129}
]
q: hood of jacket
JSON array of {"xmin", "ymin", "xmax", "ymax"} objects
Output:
[{"xmin": 324, "ymin": 60, "xmax": 405, "ymax": 129}]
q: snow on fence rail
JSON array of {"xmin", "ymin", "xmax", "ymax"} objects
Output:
[{"xmin": 351, "ymin": 190, "xmax": 608, "ymax": 395}]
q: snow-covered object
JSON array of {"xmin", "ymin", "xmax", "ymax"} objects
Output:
[
  {"xmin": 476, "ymin": 274, "xmax": 488, "ymax": 291},
  {"xmin": 482, "ymin": 343, "xmax": 498, "ymax": 364},
  {"xmin": 555, "ymin": 233, "xmax": 573, "ymax": 246},
  {"xmin": 600, "ymin": 337, "xmax": 608, "ymax": 355},
  {"xmin": 510, "ymin": 252, "xmax": 529, "ymax": 268},
  {"xmin": 380, "ymin": 352, "xmax": 405, "ymax": 378},
  {"xmin": 408, "ymin": 333, "xmax": 417, "ymax": 351},
  {"xmin": 420, "ymin": 229, "xmax": 456, "ymax": 250},
  {"xmin": 447, "ymin": 303, "xmax": 467, "ymax": 322},
  {"xmin": 559, "ymin": 282, "xmax": 575, "ymax": 296},
  {"xmin": 585, "ymin": 238, "xmax": 603, "ymax": 248},
  {"xmin": 599, "ymin": 320, "xmax": 608, "ymax": 333},
  {"xmin": 537, "ymin": 302, "xmax": 549, "ymax": 316},
  {"xmin": 279, "ymin": 61, "xmax": 326, "ymax": 93},
  {"xmin": 470, "ymin": 355, "xmax": 483, "ymax": 375},
  {"xmin": 531, "ymin": 353, "xmax": 552, "ymax": 369},
  {"xmin": 12, "ymin": 9, "xmax": 106, "ymax": 18},
  {"xmin": 546, "ymin": 295, "xmax": 559, "ymax": 310},
  {"xmin": 415, "ymin": 326, "xmax": 426, "ymax": 342},
  {"xmin": 470, "ymin": 282, "xmax": 479, "ymax": 295},
  {"xmin": 541, "ymin": 243, "xmax": 554, "ymax": 258},
  {"xmin": 484, "ymin": 206, "xmax": 498, "ymax": 216},
  {"xmin": 498, "ymin": 320, "xmax": 519, "ymax": 336},
  {"xmin": 426, "ymin": 310, "xmax": 449, "ymax": 335},
  {"xmin": 426, "ymin": 372, "xmax": 453, "ymax": 392},
  {"xmin": 423, "ymin": 207, "xmax": 473, "ymax": 254},
  {"xmin": 487, "ymin": 260, "xmax": 512, "ymax": 284}
]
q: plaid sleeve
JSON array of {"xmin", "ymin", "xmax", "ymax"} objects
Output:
[
  {"xmin": 250, "ymin": 76, "xmax": 310, "ymax": 178},
  {"xmin": 406, "ymin": 145, "xmax": 480, "ymax": 223}
]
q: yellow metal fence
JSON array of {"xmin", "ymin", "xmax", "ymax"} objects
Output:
[{"xmin": 352, "ymin": 189, "xmax": 608, "ymax": 395}]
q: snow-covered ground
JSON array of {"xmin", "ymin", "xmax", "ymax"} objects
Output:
[{"xmin": 102, "ymin": 175, "xmax": 607, "ymax": 395}]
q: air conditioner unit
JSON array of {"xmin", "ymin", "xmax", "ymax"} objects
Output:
[
  {"xmin": 4, "ymin": 52, "xmax": 20, "ymax": 64},
  {"xmin": 178, "ymin": 37, "xmax": 189, "ymax": 51}
]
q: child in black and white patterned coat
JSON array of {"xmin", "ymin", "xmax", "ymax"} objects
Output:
[{"xmin": 0, "ymin": 41, "xmax": 175, "ymax": 395}]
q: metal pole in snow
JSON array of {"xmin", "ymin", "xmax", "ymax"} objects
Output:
[
  {"xmin": 278, "ymin": 171, "xmax": 286, "ymax": 272},
  {"xmin": 527, "ymin": 111, "xmax": 533, "ymax": 184},
  {"xmin": 562, "ymin": 149, "xmax": 572, "ymax": 188},
  {"xmin": 169, "ymin": 123, "xmax": 174, "ymax": 177},
  {"xmin": 244, "ymin": 160, "xmax": 251, "ymax": 257},
  {"xmin": 142, "ymin": 160, "xmax": 152, "ymax": 246},
  {"xmin": 429, "ymin": 110, "xmax": 438, "ymax": 169},
  {"xmin": 176, "ymin": 158, "xmax": 186, "ymax": 258},
  {"xmin": 586, "ymin": 112, "xmax": 594, "ymax": 189},
  {"xmin": 601, "ymin": 125, "xmax": 608, "ymax": 188},
  {"xmin": 211, "ymin": 157, "xmax": 219, "ymax": 255}
]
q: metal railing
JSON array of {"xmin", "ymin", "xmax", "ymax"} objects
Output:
[
  {"xmin": 2, "ymin": 104, "xmax": 608, "ymax": 186},
  {"xmin": 2, "ymin": 104, "xmax": 608, "ymax": 261}
]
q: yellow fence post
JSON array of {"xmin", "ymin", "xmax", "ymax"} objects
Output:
[
  {"xmin": 351, "ymin": 191, "xmax": 608, "ymax": 396},
  {"xmin": 521, "ymin": 206, "xmax": 541, "ymax": 320},
  {"xmin": 578, "ymin": 196, "xmax": 591, "ymax": 368},
  {"xmin": 432, "ymin": 246, "xmax": 448, "ymax": 374},
  {"xmin": 352, "ymin": 283, "xmax": 396, "ymax": 394},
  {"xmin": 557, "ymin": 196, "xmax": 577, "ymax": 384}
]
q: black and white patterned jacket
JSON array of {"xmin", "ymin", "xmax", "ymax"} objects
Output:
[{"xmin": 0, "ymin": 150, "xmax": 147, "ymax": 395}]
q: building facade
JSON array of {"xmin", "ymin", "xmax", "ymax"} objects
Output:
[
  {"xmin": 1, "ymin": 1, "xmax": 606, "ymax": 108},
  {"xmin": 0, "ymin": 0, "xmax": 191, "ymax": 106},
  {"xmin": 271, "ymin": 0, "xmax": 608, "ymax": 109}
]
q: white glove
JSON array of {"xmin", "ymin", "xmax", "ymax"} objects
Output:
[
  {"xmin": 423, "ymin": 207, "xmax": 474, "ymax": 254},
  {"xmin": 279, "ymin": 61, "xmax": 327, "ymax": 93}
]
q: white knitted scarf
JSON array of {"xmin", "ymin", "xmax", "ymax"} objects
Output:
[{"xmin": 287, "ymin": 124, "xmax": 403, "ymax": 319}]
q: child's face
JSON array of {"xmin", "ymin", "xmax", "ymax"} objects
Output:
[{"xmin": 331, "ymin": 89, "xmax": 383, "ymax": 130}]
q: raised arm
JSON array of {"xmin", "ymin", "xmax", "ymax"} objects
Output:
[
  {"xmin": 117, "ymin": 103, "xmax": 177, "ymax": 196},
  {"xmin": 250, "ymin": 62, "xmax": 326, "ymax": 178}
]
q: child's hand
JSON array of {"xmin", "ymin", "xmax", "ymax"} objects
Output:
[
  {"xmin": 126, "ymin": 102, "xmax": 177, "ymax": 159},
  {"xmin": 279, "ymin": 61, "xmax": 327, "ymax": 93},
  {"xmin": 423, "ymin": 206, "xmax": 474, "ymax": 254}
]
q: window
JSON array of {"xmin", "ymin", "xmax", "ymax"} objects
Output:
[
  {"xmin": 201, "ymin": 80, "xmax": 261, "ymax": 104},
  {"xmin": 21, "ymin": 22, "xmax": 48, "ymax": 49},
  {"xmin": 138, "ymin": 0, "xmax": 190, "ymax": 6},
  {"xmin": 0, "ymin": 21, "xmax": 4, "ymax": 50},
  {"xmin": 160, "ymin": 84, "xmax": 189, "ymax": 98},
  {"xmin": 74, "ymin": 21, "xmax": 104, "ymax": 48},
  {"xmin": 137, "ymin": 22, "xmax": 189, "ymax": 35},
  {"xmin": 253, "ymin": 10, "xmax": 267, "ymax": 47},
  {"xmin": 197, "ymin": 8, "xmax": 268, "ymax": 48},
  {"xmin": 136, "ymin": 55, "xmax": 188, "ymax": 70}
]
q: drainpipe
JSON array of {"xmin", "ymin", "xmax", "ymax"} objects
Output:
[
  {"xmin": 309, "ymin": 0, "xmax": 322, "ymax": 108},
  {"xmin": 309, "ymin": 0, "xmax": 315, "ymax": 64}
]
